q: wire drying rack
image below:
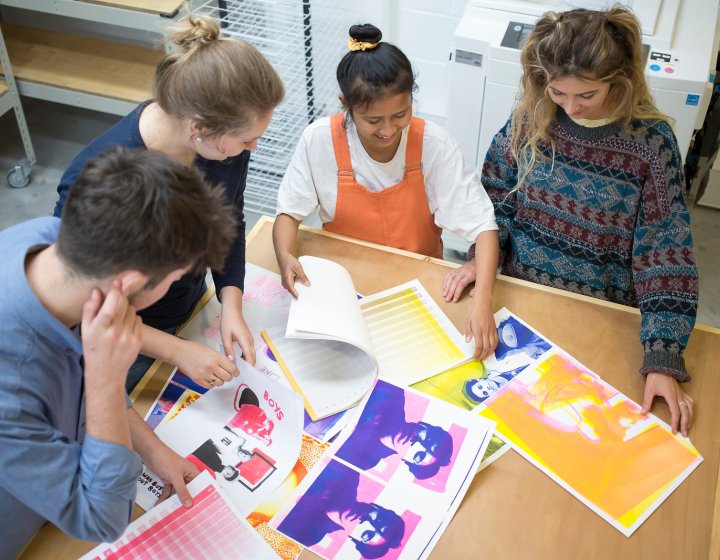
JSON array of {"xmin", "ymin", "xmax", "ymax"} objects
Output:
[{"xmin": 195, "ymin": 0, "xmax": 346, "ymax": 216}]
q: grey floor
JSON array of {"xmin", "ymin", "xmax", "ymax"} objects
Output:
[{"xmin": 2, "ymin": 98, "xmax": 719, "ymax": 329}]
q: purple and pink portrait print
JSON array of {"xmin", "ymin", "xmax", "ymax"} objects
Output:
[
  {"xmin": 335, "ymin": 380, "xmax": 459, "ymax": 492},
  {"xmin": 276, "ymin": 457, "xmax": 419, "ymax": 559}
]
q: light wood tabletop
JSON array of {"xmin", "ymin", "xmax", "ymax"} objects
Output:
[{"xmin": 20, "ymin": 216, "xmax": 720, "ymax": 560}]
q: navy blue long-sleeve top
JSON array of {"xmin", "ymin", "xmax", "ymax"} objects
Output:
[{"xmin": 53, "ymin": 101, "xmax": 248, "ymax": 330}]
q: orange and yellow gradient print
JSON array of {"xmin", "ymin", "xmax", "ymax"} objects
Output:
[{"xmin": 479, "ymin": 352, "xmax": 701, "ymax": 533}]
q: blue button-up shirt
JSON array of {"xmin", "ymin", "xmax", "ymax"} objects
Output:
[{"xmin": 0, "ymin": 217, "xmax": 142, "ymax": 558}]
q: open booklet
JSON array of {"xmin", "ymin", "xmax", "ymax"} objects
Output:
[{"xmin": 262, "ymin": 256, "xmax": 474, "ymax": 421}]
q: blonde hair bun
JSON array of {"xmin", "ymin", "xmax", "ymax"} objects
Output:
[
  {"xmin": 154, "ymin": 13, "xmax": 284, "ymax": 137},
  {"xmin": 168, "ymin": 14, "xmax": 221, "ymax": 52}
]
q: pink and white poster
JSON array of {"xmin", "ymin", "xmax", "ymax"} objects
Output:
[{"xmin": 137, "ymin": 359, "xmax": 304, "ymax": 516}]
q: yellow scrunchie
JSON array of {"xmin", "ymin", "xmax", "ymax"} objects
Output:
[{"xmin": 348, "ymin": 37, "xmax": 379, "ymax": 52}]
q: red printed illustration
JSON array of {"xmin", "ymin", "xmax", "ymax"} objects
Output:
[
  {"xmin": 187, "ymin": 428, "xmax": 277, "ymax": 492},
  {"xmin": 228, "ymin": 385, "xmax": 277, "ymax": 445}
]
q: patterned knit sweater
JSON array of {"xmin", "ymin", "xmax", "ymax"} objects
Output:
[{"xmin": 480, "ymin": 111, "xmax": 698, "ymax": 381}]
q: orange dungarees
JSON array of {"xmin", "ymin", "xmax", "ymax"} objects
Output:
[{"xmin": 324, "ymin": 113, "xmax": 443, "ymax": 258}]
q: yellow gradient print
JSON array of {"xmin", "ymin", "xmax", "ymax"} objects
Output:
[
  {"xmin": 479, "ymin": 352, "xmax": 701, "ymax": 532},
  {"xmin": 362, "ymin": 286, "xmax": 466, "ymax": 383}
]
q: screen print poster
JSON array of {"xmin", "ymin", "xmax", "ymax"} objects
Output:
[
  {"xmin": 141, "ymin": 359, "xmax": 304, "ymax": 517},
  {"xmin": 411, "ymin": 307, "xmax": 554, "ymax": 468},
  {"xmin": 271, "ymin": 379, "xmax": 495, "ymax": 559},
  {"xmin": 477, "ymin": 350, "xmax": 702, "ymax": 536}
]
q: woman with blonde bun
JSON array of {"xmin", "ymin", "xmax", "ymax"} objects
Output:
[{"xmin": 54, "ymin": 15, "xmax": 285, "ymax": 391}]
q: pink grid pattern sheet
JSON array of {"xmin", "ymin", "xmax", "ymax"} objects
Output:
[{"xmin": 87, "ymin": 483, "xmax": 266, "ymax": 559}]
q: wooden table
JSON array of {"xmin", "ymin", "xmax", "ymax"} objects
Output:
[{"xmin": 20, "ymin": 217, "xmax": 720, "ymax": 559}]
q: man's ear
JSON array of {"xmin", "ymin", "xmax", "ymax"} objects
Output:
[
  {"xmin": 115, "ymin": 270, "xmax": 148, "ymax": 296},
  {"xmin": 339, "ymin": 95, "xmax": 349, "ymax": 112}
]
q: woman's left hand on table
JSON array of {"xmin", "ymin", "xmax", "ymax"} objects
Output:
[
  {"xmin": 443, "ymin": 261, "xmax": 477, "ymax": 303},
  {"xmin": 641, "ymin": 372, "xmax": 694, "ymax": 437}
]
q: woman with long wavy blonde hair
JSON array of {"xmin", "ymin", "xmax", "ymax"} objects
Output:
[
  {"xmin": 460, "ymin": 6, "xmax": 698, "ymax": 435},
  {"xmin": 511, "ymin": 6, "xmax": 669, "ymax": 184}
]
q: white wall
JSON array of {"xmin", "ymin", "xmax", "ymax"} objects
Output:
[
  {"xmin": 339, "ymin": 0, "xmax": 469, "ymax": 127},
  {"xmin": 395, "ymin": 0, "xmax": 469, "ymax": 127}
]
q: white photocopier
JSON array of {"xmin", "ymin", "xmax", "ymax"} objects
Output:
[{"xmin": 446, "ymin": 0, "xmax": 720, "ymax": 171}]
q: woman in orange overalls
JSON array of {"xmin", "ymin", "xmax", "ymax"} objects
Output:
[{"xmin": 273, "ymin": 23, "xmax": 499, "ymax": 359}]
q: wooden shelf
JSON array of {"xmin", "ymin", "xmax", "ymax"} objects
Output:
[
  {"xmin": 0, "ymin": 23, "xmax": 161, "ymax": 103},
  {"xmin": 75, "ymin": 0, "xmax": 185, "ymax": 17},
  {"xmin": 0, "ymin": 81, "xmax": 7, "ymax": 96}
]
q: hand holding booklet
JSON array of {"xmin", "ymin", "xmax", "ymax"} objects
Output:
[{"xmin": 263, "ymin": 256, "xmax": 474, "ymax": 420}]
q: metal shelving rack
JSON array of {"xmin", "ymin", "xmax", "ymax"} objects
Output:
[
  {"xmin": 0, "ymin": 0, "xmax": 187, "ymax": 33},
  {"xmin": 0, "ymin": 23, "xmax": 35, "ymax": 187},
  {"xmin": 195, "ymin": 0, "xmax": 345, "ymax": 217},
  {"xmin": 0, "ymin": 0, "xmax": 198, "ymax": 116}
]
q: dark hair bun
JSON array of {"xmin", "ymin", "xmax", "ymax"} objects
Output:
[{"xmin": 349, "ymin": 23, "xmax": 382, "ymax": 44}]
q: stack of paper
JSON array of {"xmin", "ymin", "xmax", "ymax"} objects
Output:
[{"xmin": 132, "ymin": 258, "xmax": 703, "ymax": 546}]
